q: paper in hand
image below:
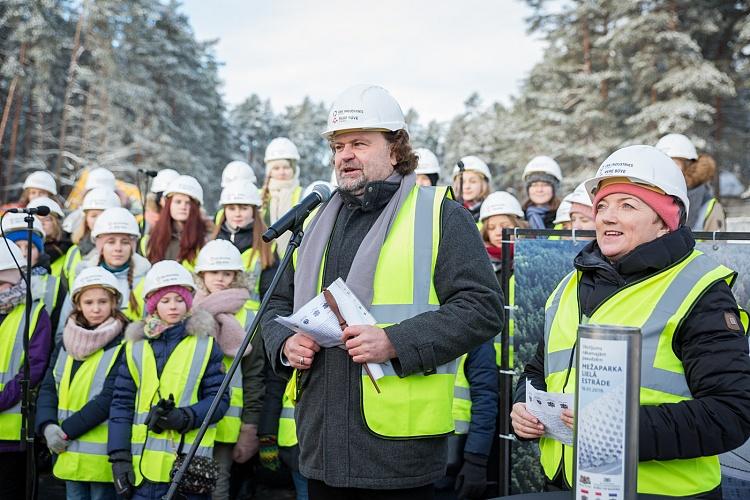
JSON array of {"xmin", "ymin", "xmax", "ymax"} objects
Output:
[
  {"xmin": 526, "ymin": 379, "xmax": 574, "ymax": 446},
  {"xmin": 275, "ymin": 278, "xmax": 385, "ymax": 379}
]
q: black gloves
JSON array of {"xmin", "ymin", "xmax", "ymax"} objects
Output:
[
  {"xmin": 455, "ymin": 452, "xmax": 488, "ymax": 499},
  {"xmin": 110, "ymin": 450, "xmax": 136, "ymax": 499},
  {"xmin": 146, "ymin": 395, "xmax": 194, "ymax": 434}
]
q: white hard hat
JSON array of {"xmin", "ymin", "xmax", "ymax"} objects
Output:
[
  {"xmin": 23, "ymin": 171, "xmax": 58, "ymax": 195},
  {"xmin": 452, "ymin": 156, "xmax": 492, "ymax": 181},
  {"xmin": 142, "ymin": 260, "xmax": 195, "ymax": 297},
  {"xmin": 219, "ymin": 180, "xmax": 262, "ymax": 207},
  {"xmin": 164, "ymin": 175, "xmax": 203, "ymax": 206},
  {"xmin": 195, "ymin": 240, "xmax": 244, "ymax": 273},
  {"xmin": 553, "ymin": 199, "xmax": 572, "ymax": 225},
  {"xmin": 150, "ymin": 169, "xmax": 180, "ymax": 193},
  {"xmin": 414, "ymin": 148, "xmax": 440, "ymax": 175},
  {"xmin": 302, "ymin": 180, "xmax": 334, "ymax": 199},
  {"xmin": 265, "ymin": 138, "xmax": 300, "ymax": 163},
  {"xmin": 221, "ymin": 161, "xmax": 257, "ymax": 187},
  {"xmin": 27, "ymin": 197, "xmax": 64, "ymax": 218},
  {"xmin": 584, "ymin": 145, "xmax": 690, "ymax": 215},
  {"xmin": 480, "ymin": 191, "xmax": 524, "ymax": 220},
  {"xmin": 565, "ymin": 182, "xmax": 594, "ymax": 208},
  {"xmin": 82, "ymin": 188, "xmax": 121, "ymax": 211},
  {"xmin": 0, "ymin": 239, "xmax": 26, "ymax": 271},
  {"xmin": 71, "ymin": 267, "xmax": 121, "ymax": 302},
  {"xmin": 84, "ymin": 168, "xmax": 116, "ymax": 191},
  {"xmin": 1, "ymin": 213, "xmax": 45, "ymax": 239},
  {"xmin": 322, "ymin": 84, "xmax": 407, "ymax": 139},
  {"xmin": 522, "ymin": 156, "xmax": 563, "ymax": 183},
  {"xmin": 655, "ymin": 133, "xmax": 698, "ymax": 160},
  {"xmin": 91, "ymin": 207, "xmax": 140, "ymax": 239}
]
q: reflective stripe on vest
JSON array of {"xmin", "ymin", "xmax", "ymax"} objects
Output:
[
  {"xmin": 241, "ymin": 248, "xmax": 264, "ymax": 306},
  {"xmin": 452, "ymin": 354, "xmax": 471, "ymax": 434},
  {"xmin": 0, "ymin": 301, "xmax": 44, "ymax": 440},
  {"xmin": 50, "ymin": 255, "xmax": 66, "ymax": 278},
  {"xmin": 540, "ymin": 250, "xmax": 733, "ymax": 495},
  {"xmin": 215, "ymin": 303, "xmax": 257, "ymax": 443},
  {"xmin": 126, "ymin": 335, "xmax": 216, "ymax": 485},
  {"xmin": 691, "ymin": 198, "xmax": 717, "ymax": 231},
  {"xmin": 52, "ymin": 344, "xmax": 122, "ymax": 481},
  {"xmin": 362, "ymin": 186, "xmax": 457, "ymax": 438},
  {"xmin": 41, "ymin": 274, "xmax": 60, "ymax": 312},
  {"xmin": 277, "ymin": 382, "xmax": 297, "ymax": 447},
  {"xmin": 63, "ymin": 246, "xmax": 82, "ymax": 283}
]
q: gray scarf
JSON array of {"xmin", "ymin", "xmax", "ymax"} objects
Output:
[{"xmin": 294, "ymin": 172, "xmax": 416, "ymax": 312}]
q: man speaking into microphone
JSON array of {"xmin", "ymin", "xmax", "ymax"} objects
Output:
[{"xmin": 260, "ymin": 84, "xmax": 504, "ymax": 499}]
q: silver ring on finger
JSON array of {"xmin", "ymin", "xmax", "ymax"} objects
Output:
[{"xmin": 299, "ymin": 356, "xmax": 305, "ymax": 365}]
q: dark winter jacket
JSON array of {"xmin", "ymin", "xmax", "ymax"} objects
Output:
[
  {"xmin": 261, "ymin": 179, "xmax": 505, "ymax": 489},
  {"xmin": 462, "ymin": 340, "xmax": 498, "ymax": 458},
  {"xmin": 516, "ymin": 227, "xmax": 750, "ymax": 467},
  {"xmin": 107, "ymin": 309, "xmax": 229, "ymax": 454},
  {"xmin": 217, "ymin": 221, "xmax": 254, "ymax": 254},
  {"xmin": 0, "ymin": 306, "xmax": 52, "ymax": 452},
  {"xmin": 35, "ymin": 335, "xmax": 124, "ymax": 439},
  {"xmin": 45, "ymin": 236, "xmax": 73, "ymax": 268}
]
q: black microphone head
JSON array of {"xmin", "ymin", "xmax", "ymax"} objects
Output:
[
  {"xmin": 457, "ymin": 160, "xmax": 465, "ymax": 171},
  {"xmin": 312, "ymin": 183, "xmax": 332, "ymax": 202},
  {"xmin": 34, "ymin": 206, "xmax": 51, "ymax": 216}
]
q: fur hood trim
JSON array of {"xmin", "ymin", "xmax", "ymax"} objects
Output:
[
  {"xmin": 124, "ymin": 307, "xmax": 217, "ymax": 342},
  {"xmin": 684, "ymin": 154, "xmax": 716, "ymax": 189},
  {"xmin": 194, "ymin": 269, "xmax": 252, "ymax": 294}
]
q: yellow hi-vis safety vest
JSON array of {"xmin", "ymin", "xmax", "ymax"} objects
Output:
[
  {"xmin": 540, "ymin": 249, "xmax": 736, "ymax": 496},
  {"xmin": 278, "ymin": 380, "xmax": 297, "ymax": 447},
  {"xmin": 294, "ymin": 185, "xmax": 458, "ymax": 438},
  {"xmin": 63, "ymin": 245, "xmax": 82, "ymax": 286},
  {"xmin": 494, "ymin": 274, "xmax": 514, "ymax": 368},
  {"xmin": 52, "ymin": 343, "xmax": 123, "ymax": 481},
  {"xmin": 691, "ymin": 198, "xmax": 718, "ymax": 231},
  {"xmin": 452, "ymin": 354, "xmax": 471, "ymax": 434},
  {"xmin": 241, "ymin": 247, "xmax": 265, "ymax": 309},
  {"xmin": 126, "ymin": 335, "xmax": 216, "ymax": 485},
  {"xmin": 40, "ymin": 273, "xmax": 61, "ymax": 314},
  {"xmin": 0, "ymin": 301, "xmax": 44, "ymax": 440},
  {"xmin": 50, "ymin": 254, "xmax": 66, "ymax": 278},
  {"xmin": 215, "ymin": 301, "xmax": 257, "ymax": 443},
  {"xmin": 124, "ymin": 278, "xmax": 146, "ymax": 321}
]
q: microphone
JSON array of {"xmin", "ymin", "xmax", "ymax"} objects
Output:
[
  {"xmin": 262, "ymin": 184, "xmax": 332, "ymax": 242},
  {"xmin": 9, "ymin": 206, "xmax": 51, "ymax": 216},
  {"xmin": 138, "ymin": 169, "xmax": 158, "ymax": 177}
]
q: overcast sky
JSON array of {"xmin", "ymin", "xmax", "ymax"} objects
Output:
[{"xmin": 181, "ymin": 0, "xmax": 547, "ymax": 123}]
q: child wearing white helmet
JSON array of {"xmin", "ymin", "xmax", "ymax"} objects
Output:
[
  {"xmin": 479, "ymin": 191, "xmax": 527, "ymax": 278},
  {"xmin": 522, "ymin": 155, "xmax": 563, "ymax": 229},
  {"xmin": 261, "ymin": 137, "xmax": 303, "ymax": 250},
  {"xmin": 2, "ymin": 171, "xmax": 61, "ymax": 214},
  {"xmin": 61, "ymin": 207, "xmax": 151, "ymax": 325},
  {"xmin": 2, "ymin": 213, "xmax": 67, "ymax": 335},
  {"xmin": 0, "ymin": 239, "xmax": 52, "ymax": 497},
  {"xmin": 566, "ymin": 182, "xmax": 595, "ymax": 232},
  {"xmin": 143, "ymin": 168, "xmax": 180, "ymax": 234},
  {"xmin": 35, "ymin": 267, "xmax": 127, "ymax": 499},
  {"xmin": 452, "ymin": 156, "xmax": 492, "ymax": 222},
  {"xmin": 193, "ymin": 240, "xmax": 267, "ymax": 499},
  {"xmin": 414, "ymin": 148, "xmax": 441, "ymax": 186},
  {"xmin": 108, "ymin": 261, "xmax": 228, "ymax": 499},
  {"xmin": 144, "ymin": 175, "xmax": 206, "ymax": 272},
  {"xmin": 27, "ymin": 196, "xmax": 72, "ymax": 278}
]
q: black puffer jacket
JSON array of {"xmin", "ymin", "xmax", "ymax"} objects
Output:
[{"xmin": 516, "ymin": 228, "xmax": 750, "ymax": 487}]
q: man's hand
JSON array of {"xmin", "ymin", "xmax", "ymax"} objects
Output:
[
  {"xmin": 342, "ymin": 325, "xmax": 396, "ymax": 364},
  {"xmin": 283, "ymin": 332, "xmax": 320, "ymax": 370},
  {"xmin": 510, "ymin": 402, "xmax": 545, "ymax": 439},
  {"xmin": 561, "ymin": 408, "xmax": 574, "ymax": 430}
]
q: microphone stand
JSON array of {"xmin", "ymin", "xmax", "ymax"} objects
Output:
[
  {"xmin": 137, "ymin": 171, "xmax": 152, "ymax": 239},
  {"xmin": 456, "ymin": 160, "xmax": 465, "ymax": 206},
  {"xmin": 163, "ymin": 221, "xmax": 305, "ymax": 500},
  {"xmin": 21, "ymin": 214, "xmax": 37, "ymax": 500}
]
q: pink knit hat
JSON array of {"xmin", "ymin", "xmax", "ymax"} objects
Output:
[
  {"xmin": 593, "ymin": 182, "xmax": 680, "ymax": 232},
  {"xmin": 145, "ymin": 285, "xmax": 194, "ymax": 315}
]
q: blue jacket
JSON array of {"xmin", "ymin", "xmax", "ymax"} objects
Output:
[
  {"xmin": 107, "ymin": 310, "xmax": 229, "ymax": 454},
  {"xmin": 463, "ymin": 340, "xmax": 498, "ymax": 457},
  {"xmin": 35, "ymin": 334, "xmax": 124, "ymax": 439}
]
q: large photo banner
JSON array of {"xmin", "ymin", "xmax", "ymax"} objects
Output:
[{"xmin": 509, "ymin": 235, "xmax": 750, "ymax": 493}]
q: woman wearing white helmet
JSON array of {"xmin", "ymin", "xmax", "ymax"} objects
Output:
[
  {"xmin": 27, "ymin": 197, "xmax": 72, "ymax": 278},
  {"xmin": 512, "ymin": 145, "xmax": 750, "ymax": 498},
  {"xmin": 144, "ymin": 175, "xmax": 207, "ymax": 272},
  {"xmin": 63, "ymin": 188, "xmax": 122, "ymax": 287},
  {"xmin": 68, "ymin": 207, "xmax": 151, "ymax": 323},
  {"xmin": 193, "ymin": 240, "xmax": 267, "ymax": 500},
  {"xmin": 566, "ymin": 182, "xmax": 595, "ymax": 232},
  {"xmin": 261, "ymin": 137, "xmax": 303, "ymax": 250},
  {"xmin": 0, "ymin": 239, "xmax": 52, "ymax": 498},
  {"xmin": 479, "ymin": 191, "xmax": 527, "ymax": 279},
  {"xmin": 414, "ymin": 148, "xmax": 440, "ymax": 187},
  {"xmin": 2, "ymin": 213, "xmax": 67, "ymax": 335},
  {"xmin": 108, "ymin": 261, "xmax": 229, "ymax": 500},
  {"xmin": 521, "ymin": 155, "xmax": 563, "ymax": 229},
  {"xmin": 655, "ymin": 133, "xmax": 725, "ymax": 232},
  {"xmin": 4, "ymin": 171, "xmax": 60, "ymax": 210},
  {"xmin": 35, "ymin": 267, "xmax": 127, "ymax": 499},
  {"xmin": 143, "ymin": 169, "xmax": 180, "ymax": 234},
  {"xmin": 452, "ymin": 156, "xmax": 492, "ymax": 222}
]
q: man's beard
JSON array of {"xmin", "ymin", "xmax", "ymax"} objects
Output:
[{"xmin": 337, "ymin": 170, "xmax": 367, "ymax": 195}]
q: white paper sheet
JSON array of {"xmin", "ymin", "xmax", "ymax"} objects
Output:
[
  {"xmin": 526, "ymin": 379, "xmax": 574, "ymax": 446},
  {"xmin": 275, "ymin": 278, "xmax": 384, "ymax": 379}
]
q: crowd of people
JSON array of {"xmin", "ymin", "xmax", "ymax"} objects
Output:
[{"xmin": 0, "ymin": 83, "xmax": 747, "ymax": 500}]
